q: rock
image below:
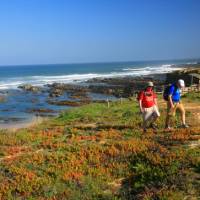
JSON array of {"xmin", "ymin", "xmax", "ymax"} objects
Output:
[
  {"xmin": 47, "ymin": 100, "xmax": 91, "ymax": 107},
  {"xmin": 18, "ymin": 84, "xmax": 41, "ymax": 92},
  {"xmin": 35, "ymin": 113, "xmax": 56, "ymax": 117},
  {"xmin": 0, "ymin": 95, "xmax": 6, "ymax": 103},
  {"xmin": 49, "ymin": 88, "xmax": 64, "ymax": 97},
  {"xmin": 92, "ymin": 100, "xmax": 107, "ymax": 103},
  {"xmin": 27, "ymin": 108, "xmax": 56, "ymax": 113},
  {"xmin": 87, "ymin": 76, "xmax": 164, "ymax": 97},
  {"xmin": 47, "ymin": 83, "xmax": 89, "ymax": 98},
  {"xmin": 48, "ymin": 83, "xmax": 88, "ymax": 92}
]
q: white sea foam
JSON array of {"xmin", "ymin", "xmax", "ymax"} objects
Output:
[
  {"xmin": 122, "ymin": 64, "xmax": 180, "ymax": 73},
  {"xmin": 0, "ymin": 64, "xmax": 183, "ymax": 90},
  {"xmin": 186, "ymin": 62, "xmax": 198, "ymax": 65}
]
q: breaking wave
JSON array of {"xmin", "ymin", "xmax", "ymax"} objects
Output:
[{"xmin": 0, "ymin": 64, "xmax": 183, "ymax": 90}]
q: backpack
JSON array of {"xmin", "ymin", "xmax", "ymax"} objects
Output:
[
  {"xmin": 163, "ymin": 84, "xmax": 177, "ymax": 101},
  {"xmin": 163, "ymin": 86, "xmax": 170, "ymax": 101}
]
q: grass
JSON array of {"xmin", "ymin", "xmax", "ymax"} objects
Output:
[
  {"xmin": 0, "ymin": 92, "xmax": 200, "ymax": 199},
  {"xmin": 182, "ymin": 91, "xmax": 200, "ymax": 102}
]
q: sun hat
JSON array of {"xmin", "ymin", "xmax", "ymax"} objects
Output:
[
  {"xmin": 146, "ymin": 81, "xmax": 154, "ymax": 87},
  {"xmin": 178, "ymin": 79, "xmax": 185, "ymax": 88}
]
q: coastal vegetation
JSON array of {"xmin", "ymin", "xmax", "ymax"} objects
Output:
[{"xmin": 0, "ymin": 92, "xmax": 199, "ymax": 199}]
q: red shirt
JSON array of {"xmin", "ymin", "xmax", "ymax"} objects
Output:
[{"xmin": 138, "ymin": 89, "xmax": 157, "ymax": 108}]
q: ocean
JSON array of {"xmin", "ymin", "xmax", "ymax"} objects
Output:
[{"xmin": 0, "ymin": 59, "xmax": 199, "ymax": 127}]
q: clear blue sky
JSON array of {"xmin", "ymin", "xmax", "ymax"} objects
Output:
[{"xmin": 0, "ymin": 0, "xmax": 200, "ymax": 65}]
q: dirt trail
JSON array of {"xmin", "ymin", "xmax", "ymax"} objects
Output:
[
  {"xmin": 185, "ymin": 103, "xmax": 200, "ymax": 127},
  {"xmin": 160, "ymin": 100, "xmax": 200, "ymax": 127}
]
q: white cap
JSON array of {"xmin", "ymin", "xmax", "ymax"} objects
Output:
[{"xmin": 178, "ymin": 79, "xmax": 185, "ymax": 88}]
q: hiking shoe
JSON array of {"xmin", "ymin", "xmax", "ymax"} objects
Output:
[
  {"xmin": 150, "ymin": 123, "xmax": 158, "ymax": 130},
  {"xmin": 180, "ymin": 124, "xmax": 189, "ymax": 128},
  {"xmin": 165, "ymin": 126, "xmax": 173, "ymax": 131}
]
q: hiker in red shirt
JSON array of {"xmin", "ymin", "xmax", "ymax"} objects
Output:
[{"xmin": 138, "ymin": 81, "xmax": 160, "ymax": 132}]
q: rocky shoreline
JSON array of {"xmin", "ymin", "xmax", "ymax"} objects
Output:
[
  {"xmin": 0, "ymin": 64, "xmax": 199, "ymax": 126},
  {"xmin": 17, "ymin": 64, "xmax": 200, "ymax": 100}
]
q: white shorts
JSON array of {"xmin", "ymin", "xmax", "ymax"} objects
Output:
[{"xmin": 142, "ymin": 105, "xmax": 160, "ymax": 122}]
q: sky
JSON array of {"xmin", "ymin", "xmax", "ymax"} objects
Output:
[{"xmin": 0, "ymin": 0, "xmax": 200, "ymax": 65}]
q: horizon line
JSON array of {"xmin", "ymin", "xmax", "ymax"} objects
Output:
[{"xmin": 0, "ymin": 57, "xmax": 199, "ymax": 67}]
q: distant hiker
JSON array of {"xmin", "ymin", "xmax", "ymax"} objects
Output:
[
  {"xmin": 164, "ymin": 79, "xmax": 189, "ymax": 130},
  {"xmin": 138, "ymin": 81, "xmax": 160, "ymax": 132}
]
